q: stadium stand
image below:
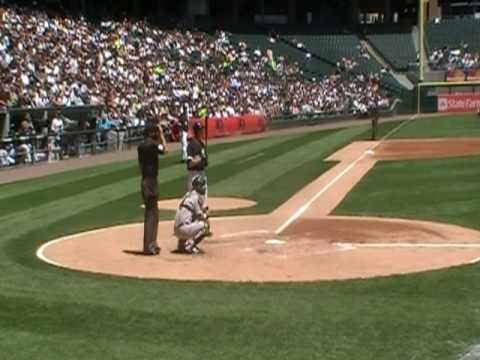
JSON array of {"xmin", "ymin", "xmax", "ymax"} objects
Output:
[
  {"xmin": 366, "ymin": 32, "xmax": 416, "ymax": 71},
  {"xmin": 227, "ymin": 33, "xmax": 335, "ymax": 77},
  {"xmin": 426, "ymin": 18, "xmax": 480, "ymax": 53},
  {"xmin": 0, "ymin": 5, "xmax": 398, "ymax": 168},
  {"xmin": 283, "ymin": 34, "xmax": 383, "ymax": 74},
  {"xmin": 426, "ymin": 19, "xmax": 480, "ymax": 75}
]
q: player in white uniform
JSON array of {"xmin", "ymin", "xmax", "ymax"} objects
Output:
[
  {"xmin": 179, "ymin": 105, "xmax": 189, "ymax": 163},
  {"xmin": 174, "ymin": 175, "xmax": 209, "ymax": 254}
]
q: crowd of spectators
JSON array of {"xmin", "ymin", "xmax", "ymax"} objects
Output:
[
  {"xmin": 429, "ymin": 43, "xmax": 480, "ymax": 72},
  {"xmin": 0, "ymin": 4, "xmax": 391, "ymax": 167},
  {"xmin": 286, "ymin": 73, "xmax": 389, "ymax": 115}
]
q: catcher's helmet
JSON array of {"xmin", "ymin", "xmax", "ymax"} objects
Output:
[{"xmin": 191, "ymin": 174, "xmax": 207, "ymax": 195}]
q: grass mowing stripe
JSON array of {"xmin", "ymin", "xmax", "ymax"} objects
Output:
[
  {"xmin": 7, "ymin": 144, "xmax": 334, "ymax": 268},
  {"xmin": 0, "ymin": 136, "xmax": 263, "ymax": 199},
  {"xmin": 215, "ymin": 153, "xmax": 336, "ymax": 217},
  {"xmin": 376, "ymin": 115, "xmax": 480, "ymax": 140},
  {"xmin": 212, "ymin": 125, "xmax": 369, "ymax": 196},
  {"xmin": 0, "ymin": 136, "xmax": 296, "ymax": 214},
  {"xmin": 0, "ymin": 138, "xmax": 268, "ymax": 201},
  {"xmin": 116, "ymin": 129, "xmax": 341, "ymax": 204},
  {"xmin": 0, "ymin": 165, "xmax": 139, "ymax": 215},
  {"xmin": 0, "ymin": 160, "xmax": 136, "ymax": 200},
  {"xmin": 0, "ymin": 130, "xmax": 334, "ymax": 242}
]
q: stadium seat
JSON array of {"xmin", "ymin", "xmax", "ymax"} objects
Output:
[
  {"xmin": 283, "ymin": 34, "xmax": 383, "ymax": 74},
  {"xmin": 229, "ymin": 33, "xmax": 335, "ymax": 77},
  {"xmin": 366, "ymin": 32, "xmax": 416, "ymax": 71},
  {"xmin": 426, "ymin": 18, "xmax": 480, "ymax": 52}
]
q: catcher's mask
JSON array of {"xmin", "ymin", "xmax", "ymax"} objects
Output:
[{"xmin": 191, "ymin": 174, "xmax": 207, "ymax": 195}]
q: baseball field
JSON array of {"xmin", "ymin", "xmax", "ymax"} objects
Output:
[{"xmin": 2, "ymin": 114, "xmax": 480, "ymax": 359}]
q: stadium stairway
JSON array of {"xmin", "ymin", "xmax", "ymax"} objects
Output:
[
  {"xmin": 360, "ymin": 39, "xmax": 414, "ymax": 90},
  {"xmin": 228, "ymin": 31, "xmax": 414, "ymax": 111},
  {"xmin": 228, "ymin": 33, "xmax": 335, "ymax": 78}
]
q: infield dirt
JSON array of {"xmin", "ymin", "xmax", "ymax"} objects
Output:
[{"xmin": 39, "ymin": 138, "xmax": 480, "ymax": 282}]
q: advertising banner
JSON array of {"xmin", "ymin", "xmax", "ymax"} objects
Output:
[
  {"xmin": 189, "ymin": 114, "xmax": 266, "ymax": 139},
  {"xmin": 437, "ymin": 93, "xmax": 480, "ymax": 113}
]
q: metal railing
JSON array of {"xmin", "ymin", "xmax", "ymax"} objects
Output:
[
  {"xmin": 268, "ymin": 99, "xmax": 400, "ymax": 129},
  {"xmin": 1, "ymin": 100, "xmax": 402, "ymax": 169},
  {"xmin": 0, "ymin": 126, "xmax": 147, "ymax": 169}
]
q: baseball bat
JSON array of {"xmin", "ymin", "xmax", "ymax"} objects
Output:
[{"xmin": 204, "ymin": 115, "xmax": 209, "ymax": 154}]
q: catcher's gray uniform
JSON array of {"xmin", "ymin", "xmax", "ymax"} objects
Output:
[{"xmin": 174, "ymin": 190, "xmax": 208, "ymax": 248}]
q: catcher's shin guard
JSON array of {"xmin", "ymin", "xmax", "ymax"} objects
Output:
[
  {"xmin": 205, "ymin": 218, "xmax": 213, "ymax": 237},
  {"xmin": 193, "ymin": 225, "xmax": 207, "ymax": 246}
]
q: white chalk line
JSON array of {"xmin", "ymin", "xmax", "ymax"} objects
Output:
[
  {"xmin": 36, "ymin": 223, "xmax": 142, "ymax": 268},
  {"xmin": 219, "ymin": 230, "xmax": 270, "ymax": 239},
  {"xmin": 37, "ymin": 238, "xmax": 72, "ymax": 268},
  {"xmin": 275, "ymin": 114, "xmax": 418, "ymax": 235},
  {"xmin": 469, "ymin": 257, "xmax": 480, "ymax": 265},
  {"xmin": 337, "ymin": 242, "xmax": 480, "ymax": 265},
  {"xmin": 380, "ymin": 114, "xmax": 417, "ymax": 141},
  {"xmin": 335, "ymin": 242, "xmax": 480, "ymax": 249}
]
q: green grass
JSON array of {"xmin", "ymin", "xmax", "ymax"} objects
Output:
[
  {"xmin": 334, "ymin": 156, "xmax": 480, "ymax": 229},
  {"xmin": 2, "ymin": 115, "xmax": 480, "ymax": 360},
  {"xmin": 375, "ymin": 114, "xmax": 480, "ymax": 139}
]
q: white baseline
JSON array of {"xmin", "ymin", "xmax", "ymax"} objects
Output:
[{"xmin": 275, "ymin": 115, "xmax": 418, "ymax": 235}]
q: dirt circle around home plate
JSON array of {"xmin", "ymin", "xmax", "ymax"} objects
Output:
[{"xmin": 37, "ymin": 138, "xmax": 480, "ymax": 282}]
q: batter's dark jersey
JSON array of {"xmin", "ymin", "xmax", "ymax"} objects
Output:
[
  {"xmin": 187, "ymin": 138, "xmax": 207, "ymax": 171},
  {"xmin": 138, "ymin": 138, "xmax": 160, "ymax": 178},
  {"xmin": 179, "ymin": 113, "xmax": 189, "ymax": 132}
]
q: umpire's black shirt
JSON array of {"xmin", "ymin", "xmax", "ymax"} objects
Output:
[
  {"xmin": 138, "ymin": 138, "xmax": 159, "ymax": 178},
  {"xmin": 187, "ymin": 138, "xmax": 207, "ymax": 171}
]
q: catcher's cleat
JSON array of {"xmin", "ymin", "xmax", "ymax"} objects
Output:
[
  {"xmin": 184, "ymin": 239, "xmax": 204, "ymax": 255},
  {"xmin": 184, "ymin": 239, "xmax": 196, "ymax": 253},
  {"xmin": 190, "ymin": 246, "xmax": 204, "ymax": 255},
  {"xmin": 175, "ymin": 245, "xmax": 189, "ymax": 254}
]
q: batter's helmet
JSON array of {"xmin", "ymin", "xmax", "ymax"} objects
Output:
[
  {"xmin": 193, "ymin": 121, "xmax": 203, "ymax": 133},
  {"xmin": 191, "ymin": 174, "xmax": 207, "ymax": 195}
]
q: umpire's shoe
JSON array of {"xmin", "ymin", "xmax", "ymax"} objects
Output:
[{"xmin": 145, "ymin": 244, "xmax": 160, "ymax": 255}]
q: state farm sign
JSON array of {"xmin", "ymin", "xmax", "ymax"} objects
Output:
[{"xmin": 437, "ymin": 93, "xmax": 480, "ymax": 113}]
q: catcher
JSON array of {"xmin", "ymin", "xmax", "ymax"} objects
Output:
[{"xmin": 174, "ymin": 174, "xmax": 210, "ymax": 254}]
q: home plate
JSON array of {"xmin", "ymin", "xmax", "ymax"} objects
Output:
[
  {"xmin": 265, "ymin": 239, "xmax": 286, "ymax": 246},
  {"xmin": 365, "ymin": 150, "xmax": 375, "ymax": 155}
]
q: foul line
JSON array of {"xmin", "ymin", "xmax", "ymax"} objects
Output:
[{"xmin": 275, "ymin": 114, "xmax": 418, "ymax": 235}]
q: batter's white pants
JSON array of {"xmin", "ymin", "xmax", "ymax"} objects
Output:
[{"xmin": 180, "ymin": 130, "xmax": 188, "ymax": 161}]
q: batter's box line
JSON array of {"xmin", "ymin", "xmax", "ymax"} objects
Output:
[
  {"xmin": 218, "ymin": 230, "xmax": 271, "ymax": 239},
  {"xmin": 334, "ymin": 242, "xmax": 480, "ymax": 250}
]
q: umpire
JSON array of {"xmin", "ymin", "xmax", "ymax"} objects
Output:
[
  {"xmin": 138, "ymin": 124, "xmax": 167, "ymax": 255},
  {"xmin": 186, "ymin": 121, "xmax": 208, "ymax": 207}
]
